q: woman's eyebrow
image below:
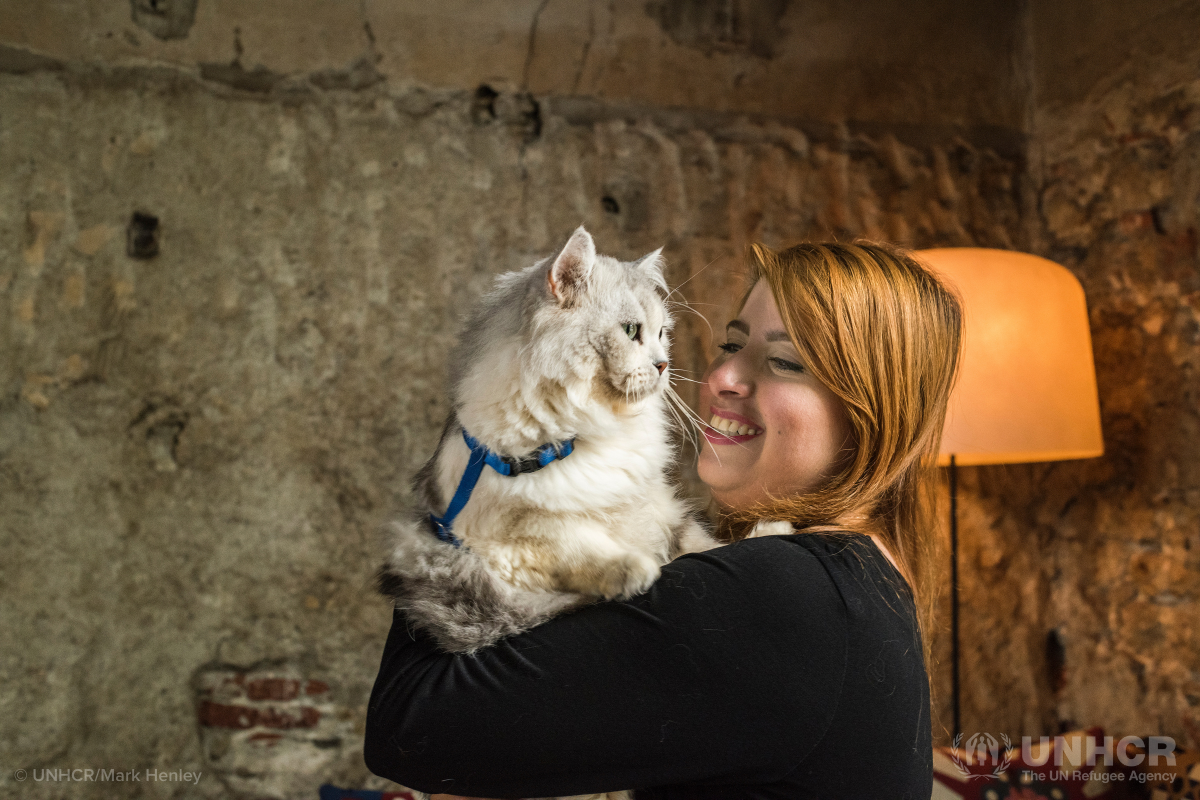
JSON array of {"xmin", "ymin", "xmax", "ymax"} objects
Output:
[
  {"xmin": 765, "ymin": 331, "xmax": 793, "ymax": 343},
  {"xmin": 727, "ymin": 320, "xmax": 750, "ymax": 334}
]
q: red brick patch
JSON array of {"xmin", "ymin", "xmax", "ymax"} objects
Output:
[
  {"xmin": 194, "ymin": 665, "xmax": 348, "ymax": 796},
  {"xmin": 246, "ymin": 677, "xmax": 300, "ymax": 701},
  {"xmin": 198, "ymin": 700, "xmax": 320, "ymax": 729}
]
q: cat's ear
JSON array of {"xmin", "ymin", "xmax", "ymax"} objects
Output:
[
  {"xmin": 633, "ymin": 247, "xmax": 667, "ymax": 293},
  {"xmin": 548, "ymin": 226, "xmax": 596, "ymax": 306}
]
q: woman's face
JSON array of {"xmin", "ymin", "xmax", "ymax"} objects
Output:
[{"xmin": 697, "ymin": 281, "xmax": 852, "ymax": 510}]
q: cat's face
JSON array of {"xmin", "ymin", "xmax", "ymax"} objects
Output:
[
  {"xmin": 582, "ymin": 263, "xmax": 672, "ymax": 406},
  {"xmin": 536, "ymin": 227, "xmax": 673, "ymax": 409}
]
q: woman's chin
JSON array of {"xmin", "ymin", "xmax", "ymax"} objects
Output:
[
  {"xmin": 707, "ymin": 485, "xmax": 759, "ymax": 514},
  {"xmin": 698, "ymin": 452, "xmax": 748, "ymax": 502}
]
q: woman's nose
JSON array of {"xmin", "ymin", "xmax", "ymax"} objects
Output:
[{"xmin": 705, "ymin": 352, "xmax": 751, "ymax": 397}]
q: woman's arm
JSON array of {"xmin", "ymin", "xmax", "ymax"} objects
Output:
[{"xmin": 364, "ymin": 536, "xmax": 848, "ymax": 798}]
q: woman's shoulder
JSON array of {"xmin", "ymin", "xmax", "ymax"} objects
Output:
[
  {"xmin": 786, "ymin": 531, "xmax": 922, "ymax": 651},
  {"xmin": 670, "ymin": 528, "xmax": 852, "ymax": 592},
  {"xmin": 628, "ymin": 532, "xmax": 851, "ymax": 651},
  {"xmin": 657, "ymin": 531, "xmax": 846, "ymax": 616},
  {"xmin": 691, "ymin": 526, "xmax": 891, "ymax": 580},
  {"xmin": 675, "ymin": 529, "xmax": 916, "ymax": 627}
]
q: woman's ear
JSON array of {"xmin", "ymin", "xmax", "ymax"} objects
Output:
[{"xmin": 548, "ymin": 226, "xmax": 596, "ymax": 306}]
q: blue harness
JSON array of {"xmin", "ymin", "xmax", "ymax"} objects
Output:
[{"xmin": 429, "ymin": 429, "xmax": 576, "ymax": 547}]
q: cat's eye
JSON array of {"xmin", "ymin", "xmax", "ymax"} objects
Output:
[{"xmin": 622, "ymin": 322, "xmax": 642, "ymax": 342}]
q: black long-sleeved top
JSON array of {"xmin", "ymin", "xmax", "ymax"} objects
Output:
[{"xmin": 364, "ymin": 532, "xmax": 932, "ymax": 799}]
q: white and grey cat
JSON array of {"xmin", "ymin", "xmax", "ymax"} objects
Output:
[{"xmin": 378, "ymin": 226, "xmax": 715, "ymax": 658}]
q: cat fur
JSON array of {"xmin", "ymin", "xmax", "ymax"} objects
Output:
[{"xmin": 378, "ymin": 227, "xmax": 716, "ymax": 656}]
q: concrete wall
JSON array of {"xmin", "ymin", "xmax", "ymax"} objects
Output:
[{"xmin": 3, "ymin": 0, "xmax": 1197, "ymax": 797}]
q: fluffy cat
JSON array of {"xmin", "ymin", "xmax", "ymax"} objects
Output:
[
  {"xmin": 378, "ymin": 226, "xmax": 715, "ymax": 655},
  {"xmin": 377, "ymin": 227, "xmax": 716, "ymax": 800}
]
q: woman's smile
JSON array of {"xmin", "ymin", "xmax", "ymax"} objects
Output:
[{"xmin": 704, "ymin": 407, "xmax": 764, "ymax": 442}]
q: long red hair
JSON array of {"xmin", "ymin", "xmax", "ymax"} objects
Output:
[{"xmin": 720, "ymin": 241, "xmax": 962, "ymax": 669}]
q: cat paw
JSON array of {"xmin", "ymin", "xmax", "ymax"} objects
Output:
[
  {"xmin": 671, "ymin": 516, "xmax": 721, "ymax": 557},
  {"xmin": 597, "ymin": 552, "xmax": 661, "ymax": 600}
]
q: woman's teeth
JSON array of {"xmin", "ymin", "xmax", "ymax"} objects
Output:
[{"xmin": 708, "ymin": 415, "xmax": 760, "ymax": 436}]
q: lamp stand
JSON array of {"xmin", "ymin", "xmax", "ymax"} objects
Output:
[{"xmin": 950, "ymin": 454, "xmax": 961, "ymax": 739}]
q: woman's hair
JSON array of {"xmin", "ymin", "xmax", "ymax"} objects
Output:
[{"xmin": 721, "ymin": 241, "xmax": 962, "ymax": 667}]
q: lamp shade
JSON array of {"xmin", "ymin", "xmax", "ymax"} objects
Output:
[{"xmin": 916, "ymin": 248, "xmax": 1104, "ymax": 466}]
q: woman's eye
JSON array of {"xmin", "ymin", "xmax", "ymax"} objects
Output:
[
  {"xmin": 717, "ymin": 342, "xmax": 742, "ymax": 354},
  {"xmin": 770, "ymin": 357, "xmax": 805, "ymax": 373},
  {"xmin": 622, "ymin": 322, "xmax": 642, "ymax": 341}
]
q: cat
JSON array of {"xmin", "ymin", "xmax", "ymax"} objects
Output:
[
  {"xmin": 378, "ymin": 226, "xmax": 716, "ymax": 659},
  {"xmin": 377, "ymin": 227, "xmax": 716, "ymax": 800}
]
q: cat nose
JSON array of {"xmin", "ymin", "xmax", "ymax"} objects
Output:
[{"xmin": 654, "ymin": 361, "xmax": 668, "ymax": 375}]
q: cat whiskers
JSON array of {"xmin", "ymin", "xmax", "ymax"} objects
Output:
[
  {"xmin": 663, "ymin": 389, "xmax": 739, "ymax": 469},
  {"xmin": 665, "ymin": 386, "xmax": 762, "ymax": 467},
  {"xmin": 664, "ymin": 256, "xmax": 721, "ymax": 304},
  {"xmin": 662, "ymin": 391, "xmax": 695, "ymax": 452},
  {"xmin": 663, "ymin": 386, "xmax": 704, "ymax": 453},
  {"xmin": 666, "ymin": 365, "xmax": 709, "ymax": 387},
  {"xmin": 665, "ymin": 299, "xmax": 717, "ymax": 343}
]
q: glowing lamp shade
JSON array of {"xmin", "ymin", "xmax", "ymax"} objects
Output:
[{"xmin": 916, "ymin": 248, "xmax": 1104, "ymax": 467}]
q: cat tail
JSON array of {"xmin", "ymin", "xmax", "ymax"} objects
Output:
[{"xmin": 377, "ymin": 516, "xmax": 584, "ymax": 653}]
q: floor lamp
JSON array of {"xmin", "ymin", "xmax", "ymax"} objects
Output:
[{"xmin": 915, "ymin": 248, "xmax": 1105, "ymax": 740}]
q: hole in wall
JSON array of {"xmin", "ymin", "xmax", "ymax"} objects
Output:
[
  {"xmin": 601, "ymin": 181, "xmax": 648, "ymax": 232},
  {"xmin": 129, "ymin": 0, "xmax": 197, "ymax": 40},
  {"xmin": 127, "ymin": 212, "xmax": 159, "ymax": 259},
  {"xmin": 471, "ymin": 85, "xmax": 499, "ymax": 125}
]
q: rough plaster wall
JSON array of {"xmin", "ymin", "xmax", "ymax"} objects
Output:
[
  {"xmin": 0, "ymin": 2, "xmax": 1038, "ymax": 798},
  {"xmin": 0, "ymin": 63, "xmax": 1027, "ymax": 800},
  {"xmin": 0, "ymin": 0, "xmax": 1025, "ymax": 127},
  {"xmin": 947, "ymin": 0, "xmax": 1200, "ymax": 747}
]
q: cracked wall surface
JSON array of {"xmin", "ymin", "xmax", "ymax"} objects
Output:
[
  {"xmin": 1, "ymin": 0, "xmax": 1197, "ymax": 798},
  {"xmin": 0, "ymin": 0, "xmax": 1025, "ymax": 126}
]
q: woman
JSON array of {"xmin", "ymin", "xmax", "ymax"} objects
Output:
[{"xmin": 364, "ymin": 241, "xmax": 962, "ymax": 799}]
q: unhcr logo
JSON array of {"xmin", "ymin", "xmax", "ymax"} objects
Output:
[
  {"xmin": 950, "ymin": 733, "xmax": 1014, "ymax": 779},
  {"xmin": 946, "ymin": 732, "xmax": 1177, "ymax": 781}
]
